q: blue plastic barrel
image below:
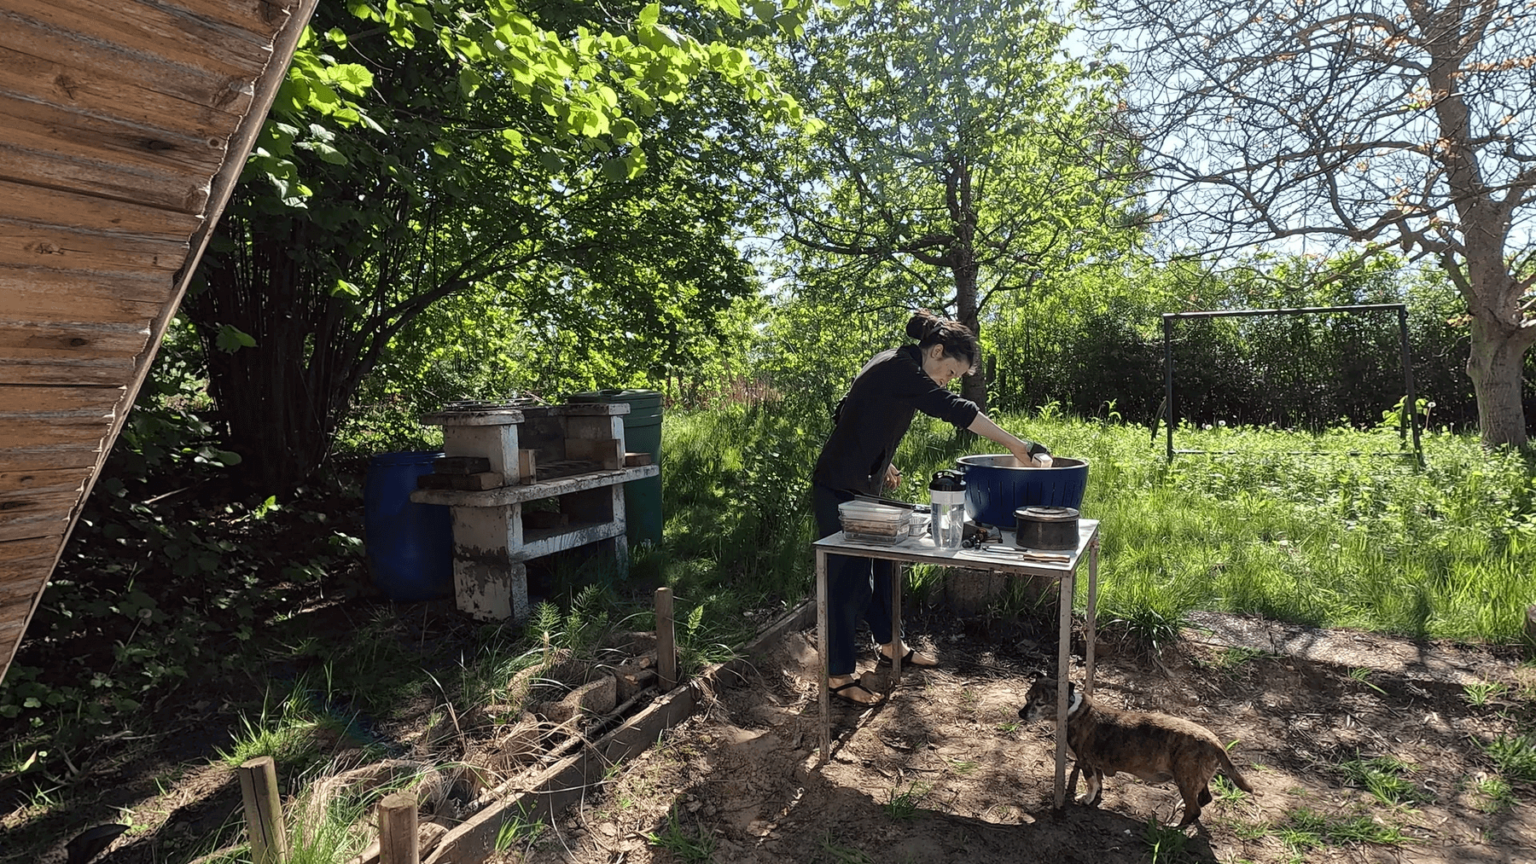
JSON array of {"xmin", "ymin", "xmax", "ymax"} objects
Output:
[{"xmin": 364, "ymin": 451, "xmax": 453, "ymax": 601}]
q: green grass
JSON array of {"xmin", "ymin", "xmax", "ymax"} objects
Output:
[
  {"xmin": 1337, "ymin": 754, "xmax": 1428, "ymax": 806},
  {"xmin": 494, "ymin": 804, "xmax": 547, "ymax": 853},
  {"xmin": 1210, "ymin": 774, "xmax": 1249, "ymax": 804},
  {"xmin": 1264, "ymin": 806, "xmax": 1409, "ymax": 857},
  {"xmin": 284, "ymin": 759, "xmax": 420, "ymax": 864},
  {"xmin": 643, "ymin": 806, "xmax": 716, "ymax": 862},
  {"xmin": 214, "ymin": 691, "xmax": 321, "ymax": 771},
  {"xmin": 818, "ymin": 832, "xmax": 875, "ymax": 864},
  {"xmin": 883, "ymin": 781, "xmax": 931, "ymax": 820},
  {"xmin": 1211, "ymin": 646, "xmax": 1270, "ymax": 674},
  {"xmin": 1462, "ymin": 680, "xmax": 1506, "ymax": 707},
  {"xmin": 1474, "ymin": 776, "xmax": 1518, "ymax": 812},
  {"xmin": 663, "ymin": 407, "xmax": 1536, "ymax": 644},
  {"xmin": 1483, "ymin": 734, "xmax": 1536, "ymax": 783},
  {"xmin": 1141, "ymin": 817, "xmax": 1191, "ymax": 863}
]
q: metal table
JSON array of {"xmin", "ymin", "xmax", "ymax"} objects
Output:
[{"xmin": 814, "ymin": 519, "xmax": 1100, "ymax": 808}]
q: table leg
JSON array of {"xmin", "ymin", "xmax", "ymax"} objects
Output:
[
  {"xmin": 889, "ymin": 563, "xmax": 901, "ymax": 691},
  {"xmin": 1085, "ymin": 537, "xmax": 1099, "ymax": 697},
  {"xmin": 1054, "ymin": 566, "xmax": 1074, "ymax": 809},
  {"xmin": 817, "ymin": 548, "xmax": 830, "ymax": 764}
]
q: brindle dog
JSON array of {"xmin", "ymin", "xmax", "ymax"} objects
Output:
[{"xmin": 1020, "ymin": 677, "xmax": 1253, "ymax": 826}]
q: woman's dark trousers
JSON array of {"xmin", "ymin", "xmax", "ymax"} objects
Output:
[{"xmin": 812, "ymin": 484, "xmax": 897, "ymax": 677}]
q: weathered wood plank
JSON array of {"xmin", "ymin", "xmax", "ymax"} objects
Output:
[
  {"xmin": 416, "ymin": 472, "xmax": 505, "ymax": 492},
  {"xmin": 0, "ymin": 91, "xmax": 225, "ymax": 178},
  {"xmin": 0, "ymin": 358, "xmax": 139, "ymax": 386},
  {"xmin": 0, "ymin": 7, "xmax": 263, "ymax": 113},
  {"xmin": 0, "ymin": 386, "xmax": 123, "ymax": 418},
  {"xmin": 156, "ymin": 0, "xmax": 300, "ymax": 39},
  {"xmin": 0, "ymin": 542, "xmax": 63, "ymax": 601},
  {"xmin": 0, "ymin": 268, "xmax": 173, "ymax": 323},
  {"xmin": 0, "ymin": 488, "xmax": 84, "ymax": 518},
  {"xmin": 0, "ymin": 445, "xmax": 103, "ymax": 471},
  {"xmin": 566, "ymin": 439, "xmax": 622, "ymax": 470},
  {"xmin": 0, "ymin": 322, "xmax": 151, "ymax": 362},
  {"xmin": 0, "ymin": 596, "xmax": 40, "ymax": 631},
  {"xmin": 0, "ymin": 264, "xmax": 177, "ymax": 303},
  {"xmin": 0, "ymin": 222, "xmax": 188, "ymax": 276},
  {"xmin": 0, "ymin": 142, "xmax": 211, "ymax": 216},
  {"xmin": 0, "ymin": 44, "xmax": 240, "ymax": 165},
  {"xmin": 422, "ymin": 603, "xmax": 820, "ymax": 864},
  {"xmin": 0, "ymin": 511, "xmax": 71, "ymax": 543},
  {"xmin": 45, "ymin": 0, "xmax": 278, "ymax": 61},
  {"xmin": 0, "ymin": 418, "xmax": 115, "ymax": 449},
  {"xmin": 0, "ymin": 180, "xmax": 203, "ymax": 239},
  {"xmin": 0, "ymin": 577, "xmax": 44, "ymax": 604},
  {"xmin": 0, "ymin": 467, "xmax": 91, "ymax": 496},
  {"xmin": 0, "ymin": 537, "xmax": 60, "ymax": 562}
]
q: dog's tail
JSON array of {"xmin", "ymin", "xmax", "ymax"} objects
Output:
[{"xmin": 1217, "ymin": 747, "xmax": 1254, "ymax": 793}]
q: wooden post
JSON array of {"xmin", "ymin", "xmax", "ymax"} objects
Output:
[
  {"xmin": 378, "ymin": 791, "xmax": 419, "ymax": 864},
  {"xmin": 656, "ymin": 587, "xmax": 677, "ymax": 691},
  {"xmin": 237, "ymin": 756, "xmax": 287, "ymax": 864}
]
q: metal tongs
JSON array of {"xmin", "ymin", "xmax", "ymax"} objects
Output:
[
  {"xmin": 853, "ymin": 494, "xmax": 930, "ymax": 513},
  {"xmin": 971, "ymin": 545, "xmax": 1071, "ymax": 563}
]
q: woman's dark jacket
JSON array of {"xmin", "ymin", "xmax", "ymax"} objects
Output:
[{"xmin": 812, "ymin": 345, "xmax": 979, "ymax": 496}]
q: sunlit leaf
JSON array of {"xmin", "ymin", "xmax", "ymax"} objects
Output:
[{"xmin": 215, "ymin": 325, "xmax": 257, "ymax": 353}]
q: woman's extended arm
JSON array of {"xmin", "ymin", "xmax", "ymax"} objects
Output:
[{"xmin": 968, "ymin": 413, "xmax": 1053, "ymax": 466}]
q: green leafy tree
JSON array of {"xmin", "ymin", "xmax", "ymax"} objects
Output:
[
  {"xmin": 187, "ymin": 0, "xmax": 806, "ymax": 491},
  {"xmin": 764, "ymin": 0, "xmax": 1141, "ymax": 408},
  {"xmin": 1094, "ymin": 0, "xmax": 1536, "ymax": 448}
]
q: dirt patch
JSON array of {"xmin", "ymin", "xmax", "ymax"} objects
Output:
[
  {"xmin": 499, "ymin": 611, "xmax": 1535, "ymax": 864},
  {"xmin": 8, "ymin": 604, "xmax": 1533, "ymax": 864}
]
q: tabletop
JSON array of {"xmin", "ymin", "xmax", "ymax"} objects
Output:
[{"xmin": 813, "ymin": 519, "xmax": 1100, "ymax": 575}]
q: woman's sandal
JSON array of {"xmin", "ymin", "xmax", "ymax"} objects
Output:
[
  {"xmin": 877, "ymin": 647, "xmax": 939, "ymax": 669},
  {"xmin": 829, "ymin": 679, "xmax": 881, "ymax": 706}
]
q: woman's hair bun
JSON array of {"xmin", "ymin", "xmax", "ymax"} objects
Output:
[
  {"xmin": 905, "ymin": 309, "xmax": 941, "ymax": 341},
  {"xmin": 905, "ymin": 308, "xmax": 978, "ymax": 367}
]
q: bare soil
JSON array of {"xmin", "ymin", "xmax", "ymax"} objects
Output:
[
  {"xmin": 8, "ymin": 603, "xmax": 1533, "ymax": 864},
  {"xmin": 501, "ymin": 610, "xmax": 1535, "ymax": 864}
]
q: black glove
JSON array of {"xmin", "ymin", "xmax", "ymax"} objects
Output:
[{"xmin": 1025, "ymin": 440, "xmax": 1051, "ymax": 458}]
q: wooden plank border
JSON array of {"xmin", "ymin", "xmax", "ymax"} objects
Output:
[
  {"xmin": 0, "ymin": 0, "xmax": 321, "ymax": 686},
  {"xmin": 422, "ymin": 599, "xmax": 816, "ymax": 864}
]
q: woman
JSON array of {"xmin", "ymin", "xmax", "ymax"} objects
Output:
[{"xmin": 813, "ymin": 310, "xmax": 1052, "ymax": 705}]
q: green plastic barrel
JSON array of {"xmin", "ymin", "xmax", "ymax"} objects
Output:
[{"xmin": 569, "ymin": 389, "xmax": 663, "ymax": 548}]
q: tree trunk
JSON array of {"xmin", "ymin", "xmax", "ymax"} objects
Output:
[
  {"xmin": 948, "ymin": 155, "xmax": 987, "ymax": 413},
  {"xmin": 954, "ymin": 261, "xmax": 987, "ymax": 412},
  {"xmin": 189, "ymin": 215, "xmax": 364, "ymax": 493},
  {"xmin": 1466, "ymin": 313, "xmax": 1535, "ymax": 450}
]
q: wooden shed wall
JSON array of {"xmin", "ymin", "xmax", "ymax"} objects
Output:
[{"xmin": 0, "ymin": 0, "xmax": 318, "ymax": 683}]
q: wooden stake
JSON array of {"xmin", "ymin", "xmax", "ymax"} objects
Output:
[
  {"xmin": 378, "ymin": 791, "xmax": 419, "ymax": 864},
  {"xmin": 237, "ymin": 756, "xmax": 287, "ymax": 864},
  {"xmin": 656, "ymin": 587, "xmax": 676, "ymax": 691}
]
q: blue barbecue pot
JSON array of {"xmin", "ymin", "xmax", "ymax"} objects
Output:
[{"xmin": 955, "ymin": 454, "xmax": 1090, "ymax": 527}]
